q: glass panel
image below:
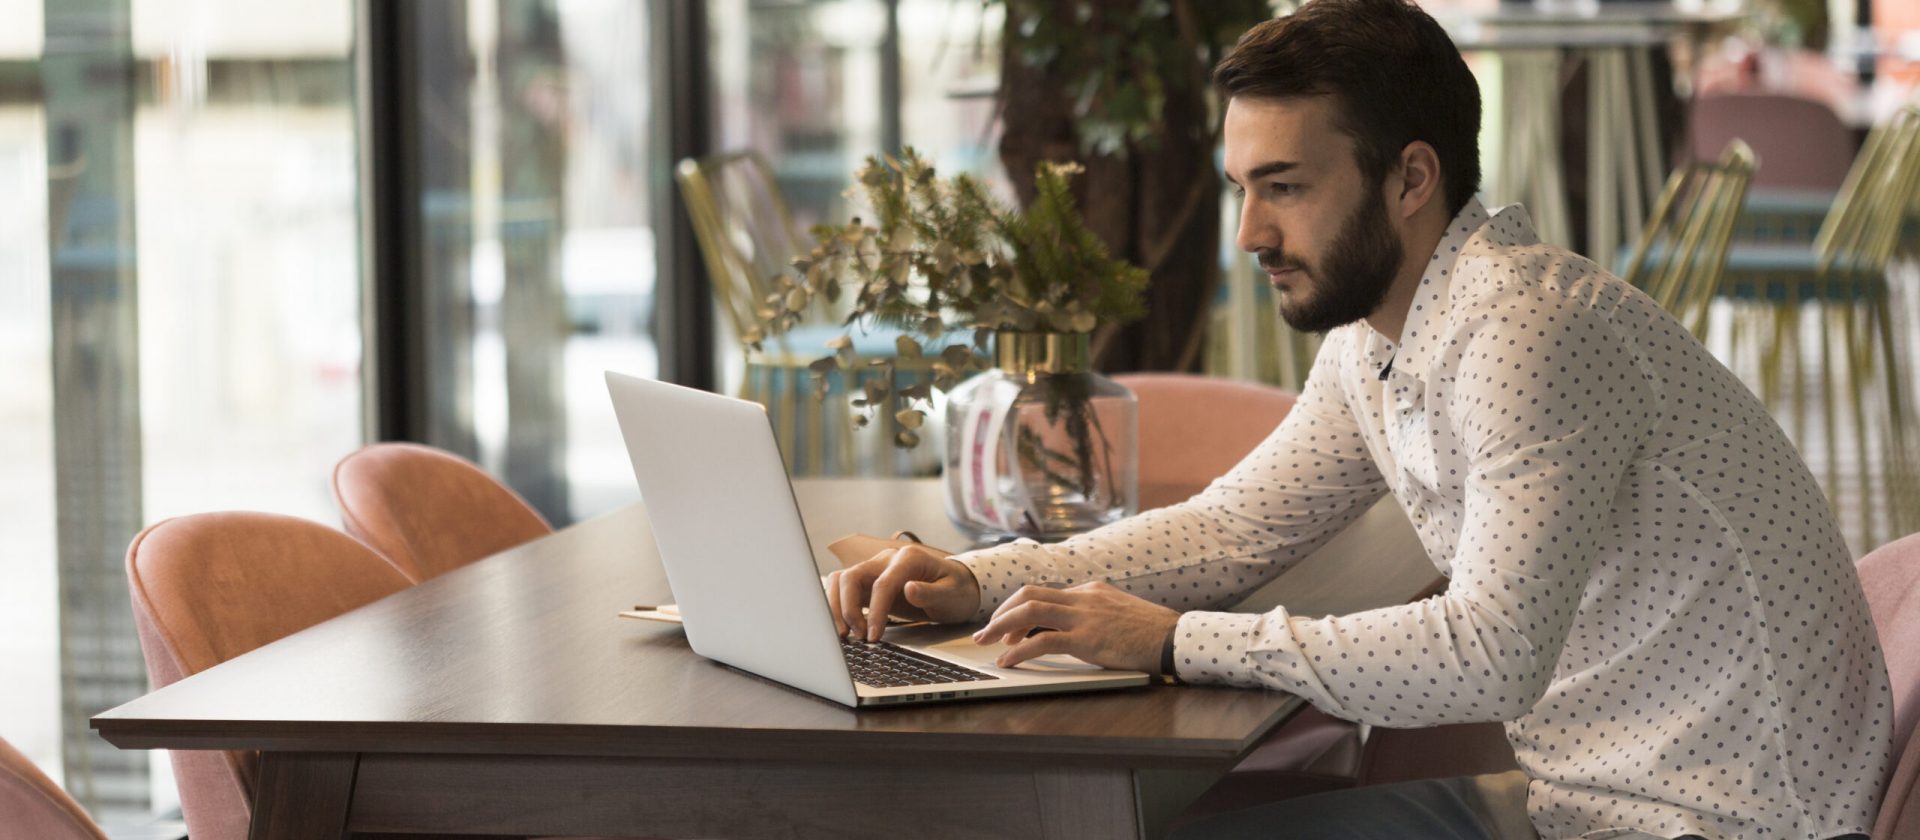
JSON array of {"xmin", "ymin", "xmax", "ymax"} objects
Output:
[
  {"xmin": 43, "ymin": 0, "xmax": 149, "ymax": 817},
  {"xmin": 134, "ymin": 42, "xmax": 361, "ymax": 527},
  {"xmin": 0, "ymin": 101, "xmax": 62, "ymax": 793},
  {"xmin": 711, "ymin": 0, "xmax": 887, "ymax": 223},
  {"xmin": 415, "ymin": 0, "xmax": 659, "ymax": 524},
  {"xmin": 705, "ymin": 0, "xmax": 1002, "ymax": 476},
  {"xmin": 1, "ymin": 0, "xmax": 360, "ymax": 820},
  {"xmin": 0, "ymin": 0, "xmax": 42, "ymax": 58},
  {"xmin": 897, "ymin": 0, "xmax": 1003, "ymax": 182}
]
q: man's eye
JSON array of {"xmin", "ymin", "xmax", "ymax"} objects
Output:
[{"xmin": 1267, "ymin": 182, "xmax": 1298, "ymax": 196}]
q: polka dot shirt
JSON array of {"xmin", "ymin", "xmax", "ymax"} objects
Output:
[{"xmin": 956, "ymin": 201, "xmax": 1894, "ymax": 839}]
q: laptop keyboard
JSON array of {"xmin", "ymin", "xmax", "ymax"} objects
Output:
[{"xmin": 841, "ymin": 638, "xmax": 998, "ymax": 687}]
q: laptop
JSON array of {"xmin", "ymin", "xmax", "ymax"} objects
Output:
[{"xmin": 605, "ymin": 371, "xmax": 1149, "ymax": 707}]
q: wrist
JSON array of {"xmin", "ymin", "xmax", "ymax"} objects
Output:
[
  {"xmin": 945, "ymin": 557, "xmax": 983, "ymax": 619},
  {"xmin": 1158, "ymin": 620, "xmax": 1182, "ymax": 684}
]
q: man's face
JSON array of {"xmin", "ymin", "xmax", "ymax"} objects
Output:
[{"xmin": 1223, "ymin": 96, "xmax": 1404, "ymax": 334}]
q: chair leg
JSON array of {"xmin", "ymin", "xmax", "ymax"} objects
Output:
[
  {"xmin": 1785, "ymin": 299, "xmax": 1805, "ymax": 440},
  {"xmin": 807, "ymin": 379, "xmax": 828, "ymax": 477},
  {"xmin": 839, "ymin": 387, "xmax": 858, "ymax": 476},
  {"xmin": 1844, "ymin": 301, "xmax": 1875, "ymax": 548},
  {"xmin": 1819, "ymin": 302, "xmax": 1840, "ymax": 526},
  {"xmin": 1759, "ymin": 298, "xmax": 1787, "ymax": 409},
  {"xmin": 1874, "ymin": 292, "xmax": 1920, "ymax": 538},
  {"xmin": 778, "ymin": 366, "xmax": 801, "ymax": 476}
]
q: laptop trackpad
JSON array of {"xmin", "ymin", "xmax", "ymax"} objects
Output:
[{"xmin": 884, "ymin": 624, "xmax": 1112, "ymax": 673}]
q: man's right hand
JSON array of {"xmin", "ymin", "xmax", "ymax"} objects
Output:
[{"xmin": 826, "ymin": 544, "xmax": 981, "ymax": 642}]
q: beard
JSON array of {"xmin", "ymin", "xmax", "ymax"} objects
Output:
[{"xmin": 1258, "ymin": 187, "xmax": 1404, "ymax": 334}]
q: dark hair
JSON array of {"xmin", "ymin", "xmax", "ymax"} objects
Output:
[{"xmin": 1213, "ymin": 0, "xmax": 1482, "ymax": 216}]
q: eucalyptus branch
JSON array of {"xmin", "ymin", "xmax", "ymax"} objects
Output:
[{"xmin": 749, "ymin": 147, "xmax": 1149, "ymax": 447}]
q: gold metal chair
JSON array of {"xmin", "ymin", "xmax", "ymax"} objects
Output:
[
  {"xmin": 1713, "ymin": 104, "xmax": 1920, "ymax": 554},
  {"xmin": 1620, "ymin": 140, "xmax": 1757, "ymax": 338},
  {"xmin": 677, "ymin": 151, "xmax": 938, "ymax": 476}
]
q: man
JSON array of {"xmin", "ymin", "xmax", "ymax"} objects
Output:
[{"xmin": 826, "ymin": 0, "xmax": 1893, "ymax": 836}]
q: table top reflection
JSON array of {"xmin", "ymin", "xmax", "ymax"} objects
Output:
[{"xmin": 94, "ymin": 478, "xmax": 1298, "ymax": 770}]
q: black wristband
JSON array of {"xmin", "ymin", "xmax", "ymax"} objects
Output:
[{"xmin": 1159, "ymin": 623, "xmax": 1181, "ymax": 684}]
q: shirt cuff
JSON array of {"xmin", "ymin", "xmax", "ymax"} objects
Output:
[
  {"xmin": 953, "ymin": 539, "xmax": 1057, "ymax": 623},
  {"xmin": 1170, "ymin": 610, "xmax": 1266, "ymax": 686}
]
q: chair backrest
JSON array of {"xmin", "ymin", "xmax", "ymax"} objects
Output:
[
  {"xmin": 0, "ymin": 736, "xmax": 105, "ymax": 840},
  {"xmin": 1880, "ymin": 733, "xmax": 1920, "ymax": 840},
  {"xmin": 1863, "ymin": 532, "xmax": 1920, "ymax": 763},
  {"xmin": 1622, "ymin": 140, "xmax": 1756, "ymax": 338},
  {"xmin": 1863, "ymin": 531, "xmax": 1920, "ymax": 839},
  {"xmin": 1112, "ymin": 373, "xmax": 1297, "ymax": 510},
  {"xmin": 1818, "ymin": 103, "xmax": 1920, "ymax": 276},
  {"xmin": 126, "ymin": 512, "xmax": 413, "ymax": 840},
  {"xmin": 331, "ymin": 442, "xmax": 551, "ymax": 582},
  {"xmin": 1687, "ymin": 93, "xmax": 1853, "ymax": 191},
  {"xmin": 676, "ymin": 151, "xmax": 808, "ymax": 342}
]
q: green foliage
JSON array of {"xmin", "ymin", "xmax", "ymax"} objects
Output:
[
  {"xmin": 761, "ymin": 147, "xmax": 1148, "ymax": 349},
  {"xmin": 749, "ymin": 147, "xmax": 1151, "ymax": 443},
  {"xmin": 1001, "ymin": 161, "xmax": 1150, "ymax": 332},
  {"xmin": 1000, "ymin": 0, "xmax": 1279, "ymax": 155}
]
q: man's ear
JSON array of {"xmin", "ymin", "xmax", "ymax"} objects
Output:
[{"xmin": 1394, "ymin": 141, "xmax": 1443, "ymax": 220}]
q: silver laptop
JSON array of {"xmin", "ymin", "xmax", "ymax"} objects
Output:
[{"xmin": 605, "ymin": 371, "xmax": 1149, "ymax": 707}]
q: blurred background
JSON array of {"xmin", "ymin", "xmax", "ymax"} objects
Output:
[{"xmin": 0, "ymin": 0, "xmax": 1914, "ymax": 828}]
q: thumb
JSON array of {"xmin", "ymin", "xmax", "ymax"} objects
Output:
[
  {"xmin": 902, "ymin": 580, "xmax": 932, "ymax": 607},
  {"xmin": 902, "ymin": 580, "xmax": 961, "ymax": 615}
]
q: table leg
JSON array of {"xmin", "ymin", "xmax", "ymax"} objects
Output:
[
  {"xmin": 1629, "ymin": 48, "xmax": 1664, "ymax": 215},
  {"xmin": 1498, "ymin": 50, "xmax": 1572, "ymax": 249},
  {"xmin": 249, "ymin": 752, "xmax": 357, "ymax": 840},
  {"xmin": 1589, "ymin": 48, "xmax": 1620, "ymax": 271}
]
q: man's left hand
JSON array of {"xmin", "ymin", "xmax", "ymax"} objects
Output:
[{"xmin": 972, "ymin": 581, "xmax": 1180, "ymax": 674}]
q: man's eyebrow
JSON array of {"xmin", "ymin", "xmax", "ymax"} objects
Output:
[{"xmin": 1224, "ymin": 160, "xmax": 1300, "ymax": 186}]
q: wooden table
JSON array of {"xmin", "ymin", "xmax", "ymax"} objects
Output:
[{"xmin": 94, "ymin": 479, "xmax": 1301, "ymax": 839}]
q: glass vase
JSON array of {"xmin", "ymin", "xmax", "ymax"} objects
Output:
[{"xmin": 943, "ymin": 332, "xmax": 1138, "ymax": 542}]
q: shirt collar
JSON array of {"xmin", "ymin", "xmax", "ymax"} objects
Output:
[{"xmin": 1376, "ymin": 199, "xmax": 1536, "ymax": 384}]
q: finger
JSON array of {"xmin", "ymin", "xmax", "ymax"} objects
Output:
[
  {"xmin": 972, "ymin": 600, "xmax": 1076, "ymax": 645},
  {"xmin": 837, "ymin": 564, "xmax": 875, "ymax": 639},
  {"xmin": 987, "ymin": 584, "xmax": 1074, "ymax": 620},
  {"xmin": 978, "ymin": 587, "xmax": 1075, "ymax": 642},
  {"xmin": 995, "ymin": 628, "xmax": 1074, "ymax": 668},
  {"xmin": 866, "ymin": 549, "xmax": 915, "ymax": 642},
  {"xmin": 825, "ymin": 570, "xmax": 846, "ymax": 637},
  {"xmin": 982, "ymin": 586, "xmax": 1078, "ymax": 634}
]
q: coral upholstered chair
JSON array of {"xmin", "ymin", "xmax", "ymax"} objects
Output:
[
  {"xmin": 0, "ymin": 736, "xmax": 106, "ymax": 840},
  {"xmin": 1114, "ymin": 373, "xmax": 1299, "ymax": 511},
  {"xmin": 1861, "ymin": 531, "xmax": 1920, "ymax": 839},
  {"xmin": 1121, "ymin": 375, "xmax": 1520, "ymax": 825},
  {"xmin": 126, "ymin": 512, "xmax": 414, "ymax": 840},
  {"xmin": 331, "ymin": 442, "xmax": 551, "ymax": 582},
  {"xmin": 1114, "ymin": 373, "xmax": 1371, "ymax": 775},
  {"xmin": 1863, "ymin": 532, "xmax": 1920, "ymax": 777}
]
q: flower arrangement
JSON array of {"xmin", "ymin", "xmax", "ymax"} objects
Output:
[{"xmin": 747, "ymin": 147, "xmax": 1150, "ymax": 447}]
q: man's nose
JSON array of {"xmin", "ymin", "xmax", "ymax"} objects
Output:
[{"xmin": 1235, "ymin": 205, "xmax": 1275, "ymax": 255}]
